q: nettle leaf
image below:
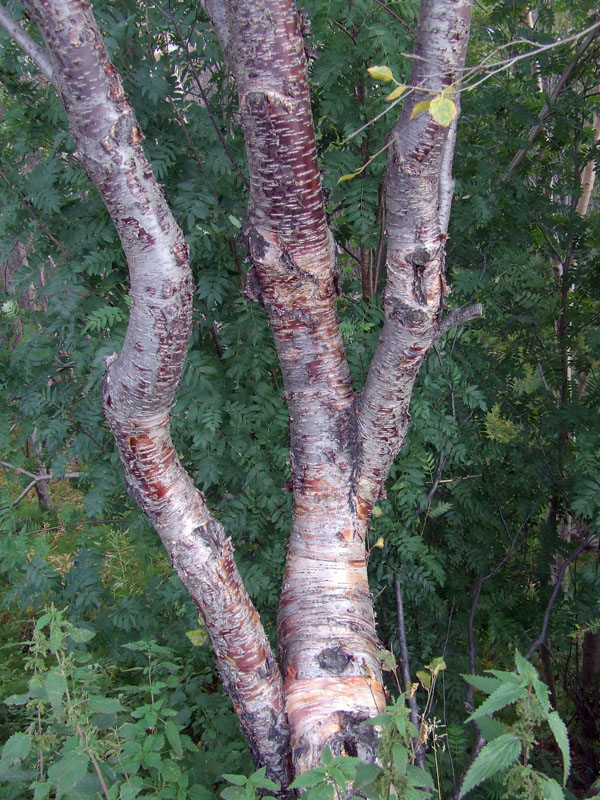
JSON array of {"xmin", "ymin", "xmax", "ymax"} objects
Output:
[
  {"xmin": 466, "ymin": 681, "xmax": 527, "ymax": 722},
  {"xmin": 462, "ymin": 674, "xmax": 503, "ymax": 694},
  {"xmin": 1, "ymin": 732, "xmax": 31, "ymax": 765},
  {"xmin": 459, "ymin": 734, "xmax": 522, "ymax": 798},
  {"xmin": 538, "ymin": 775, "xmax": 565, "ymax": 800},
  {"xmin": 47, "ymin": 750, "xmax": 90, "ymax": 798},
  {"xmin": 547, "ymin": 711, "xmax": 570, "ymax": 785},
  {"xmin": 45, "ymin": 670, "xmax": 67, "ymax": 713}
]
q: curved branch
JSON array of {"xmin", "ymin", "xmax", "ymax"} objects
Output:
[
  {"xmin": 503, "ymin": 25, "xmax": 600, "ymax": 179},
  {"xmin": 354, "ymin": 0, "xmax": 473, "ymax": 523},
  {"xmin": 525, "ymin": 537, "xmax": 595, "ymax": 659},
  {"xmin": 0, "ymin": 3, "xmax": 55, "ymax": 83},
  {"xmin": 23, "ymin": 0, "xmax": 289, "ymax": 785}
]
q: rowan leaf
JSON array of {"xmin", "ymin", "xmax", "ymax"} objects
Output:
[
  {"xmin": 337, "ymin": 173, "xmax": 358, "ymax": 184},
  {"xmin": 459, "ymin": 734, "xmax": 521, "ymax": 797}
]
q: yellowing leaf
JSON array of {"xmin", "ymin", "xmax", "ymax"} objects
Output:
[
  {"xmin": 373, "ymin": 536, "xmax": 385, "ymax": 549},
  {"xmin": 372, "ymin": 505, "xmax": 384, "ymax": 518},
  {"xmin": 385, "ymin": 84, "xmax": 407, "ymax": 102},
  {"xmin": 186, "ymin": 628, "xmax": 207, "ymax": 647},
  {"xmin": 410, "ymin": 100, "xmax": 431, "ymax": 119},
  {"xmin": 367, "ymin": 65, "xmax": 394, "ymax": 82},
  {"xmin": 337, "ymin": 172, "xmax": 357, "ymax": 184},
  {"xmin": 429, "ymin": 95, "xmax": 457, "ymax": 126}
]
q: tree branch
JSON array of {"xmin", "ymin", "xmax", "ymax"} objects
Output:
[
  {"xmin": 525, "ymin": 537, "xmax": 595, "ymax": 659},
  {"xmin": 394, "ymin": 575, "xmax": 426, "ymax": 770},
  {"xmin": 502, "ymin": 25, "xmax": 600, "ymax": 179},
  {"xmin": 220, "ymin": 0, "xmax": 385, "ymax": 771},
  {"xmin": 435, "ymin": 303, "xmax": 483, "ymax": 339},
  {"xmin": 353, "ymin": 0, "xmax": 473, "ymax": 524},
  {"xmin": 23, "ymin": 0, "xmax": 289, "ymax": 784},
  {"xmin": 0, "ymin": 3, "xmax": 55, "ymax": 83}
]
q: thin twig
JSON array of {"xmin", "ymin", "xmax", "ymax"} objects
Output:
[
  {"xmin": 394, "ymin": 575, "xmax": 426, "ymax": 771},
  {"xmin": 525, "ymin": 536, "xmax": 595, "ymax": 659},
  {"xmin": 502, "ymin": 25, "xmax": 600, "ymax": 178},
  {"xmin": 150, "ymin": 0, "xmax": 249, "ymax": 188},
  {"xmin": 369, "ymin": 0, "xmax": 414, "ymax": 35}
]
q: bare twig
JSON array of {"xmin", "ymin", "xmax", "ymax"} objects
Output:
[
  {"xmin": 370, "ymin": 0, "xmax": 414, "ymax": 35},
  {"xmin": 1, "ymin": 461, "xmax": 81, "ymax": 506},
  {"xmin": 502, "ymin": 25, "xmax": 600, "ymax": 178},
  {"xmin": 394, "ymin": 574, "xmax": 426, "ymax": 771},
  {"xmin": 525, "ymin": 536, "xmax": 596, "ymax": 659}
]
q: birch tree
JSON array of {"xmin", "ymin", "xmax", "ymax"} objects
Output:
[{"xmin": 0, "ymin": 0, "xmax": 474, "ymax": 788}]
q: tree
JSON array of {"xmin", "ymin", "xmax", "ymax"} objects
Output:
[{"xmin": 1, "ymin": 0, "xmax": 599, "ymax": 794}]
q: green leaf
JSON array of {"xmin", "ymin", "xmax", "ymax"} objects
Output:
[
  {"xmin": 410, "ymin": 100, "xmax": 430, "ymax": 119},
  {"xmin": 321, "ymin": 746, "xmax": 333, "ymax": 765},
  {"xmin": 88, "ymin": 695, "xmax": 125, "ymax": 714},
  {"xmin": 466, "ymin": 681, "xmax": 527, "ymax": 722},
  {"xmin": 31, "ymin": 781, "xmax": 52, "ymax": 800},
  {"xmin": 165, "ymin": 720, "xmax": 183, "ymax": 757},
  {"xmin": 392, "ymin": 742, "xmax": 408, "ymax": 773},
  {"xmin": 353, "ymin": 762, "xmax": 381, "ymax": 791},
  {"xmin": 462, "ymin": 674, "xmax": 503, "ymax": 694},
  {"xmin": 119, "ymin": 776, "xmax": 147, "ymax": 800},
  {"xmin": 406, "ymin": 765, "xmax": 435, "ymax": 788},
  {"xmin": 34, "ymin": 613, "xmax": 52, "ymax": 632},
  {"xmin": 367, "ymin": 65, "xmax": 394, "ymax": 82},
  {"xmin": 429, "ymin": 94, "xmax": 457, "ymax": 126},
  {"xmin": 547, "ymin": 711, "xmax": 570, "ymax": 785},
  {"xmin": 47, "ymin": 750, "xmax": 90, "ymax": 798},
  {"xmin": 474, "ymin": 715, "xmax": 508, "ymax": 741},
  {"xmin": 538, "ymin": 775, "xmax": 565, "ymax": 800},
  {"xmin": 1, "ymin": 732, "xmax": 31, "ymax": 764},
  {"xmin": 459, "ymin": 734, "xmax": 522, "ymax": 798},
  {"xmin": 533, "ymin": 679, "xmax": 550, "ymax": 714},
  {"xmin": 220, "ymin": 787, "xmax": 245, "ymax": 800},
  {"xmin": 290, "ymin": 768, "xmax": 326, "ymax": 789},
  {"xmin": 45, "ymin": 671, "xmax": 67, "ymax": 713},
  {"xmin": 514, "ymin": 650, "xmax": 538, "ymax": 682},
  {"xmin": 306, "ymin": 784, "xmax": 334, "ymax": 800},
  {"xmin": 69, "ymin": 627, "xmax": 96, "ymax": 643}
]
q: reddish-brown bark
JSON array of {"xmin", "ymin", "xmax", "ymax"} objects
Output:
[
  {"xmin": 9, "ymin": 0, "xmax": 474, "ymax": 786},
  {"xmin": 22, "ymin": 0, "xmax": 290, "ymax": 786}
]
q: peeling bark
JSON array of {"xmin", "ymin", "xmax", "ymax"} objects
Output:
[
  {"xmin": 215, "ymin": 0, "xmax": 386, "ymax": 772},
  {"xmin": 23, "ymin": 0, "xmax": 290, "ymax": 786},
  {"xmin": 354, "ymin": 0, "xmax": 473, "ymax": 524}
]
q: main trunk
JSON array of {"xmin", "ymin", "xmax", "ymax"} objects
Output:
[{"xmin": 14, "ymin": 0, "xmax": 473, "ymax": 786}]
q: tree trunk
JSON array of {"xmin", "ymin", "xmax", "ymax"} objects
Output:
[
  {"xmin": 22, "ymin": 0, "xmax": 291, "ymax": 786},
  {"xmin": 14, "ymin": 0, "xmax": 473, "ymax": 784}
]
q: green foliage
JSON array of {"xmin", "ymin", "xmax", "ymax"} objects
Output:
[
  {"xmin": 0, "ymin": 605, "xmax": 251, "ymax": 799},
  {"xmin": 460, "ymin": 651, "xmax": 571, "ymax": 798}
]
